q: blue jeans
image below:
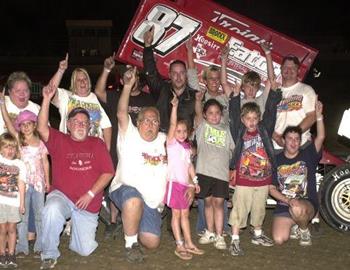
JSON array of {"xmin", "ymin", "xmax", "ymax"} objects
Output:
[
  {"xmin": 16, "ymin": 185, "xmax": 44, "ymax": 254},
  {"xmin": 196, "ymin": 198, "xmax": 230, "ymax": 233},
  {"xmin": 41, "ymin": 190, "xmax": 98, "ymax": 260},
  {"xmin": 110, "ymin": 185, "xmax": 162, "ymax": 236}
]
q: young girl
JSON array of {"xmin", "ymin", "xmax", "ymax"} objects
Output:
[
  {"xmin": 164, "ymin": 95, "xmax": 204, "ymax": 260},
  {"xmin": 0, "ymin": 133, "xmax": 26, "ymax": 268},
  {"xmin": 0, "ymin": 93, "xmax": 50, "ymax": 257},
  {"xmin": 194, "ymin": 93, "xmax": 235, "ymax": 250}
]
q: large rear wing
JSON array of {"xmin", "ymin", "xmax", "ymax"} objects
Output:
[{"xmin": 116, "ymin": 0, "xmax": 318, "ymax": 89}]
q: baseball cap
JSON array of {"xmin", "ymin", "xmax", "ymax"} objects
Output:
[{"xmin": 67, "ymin": 107, "xmax": 90, "ymax": 120}]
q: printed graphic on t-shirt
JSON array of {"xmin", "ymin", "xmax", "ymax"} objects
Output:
[
  {"xmin": 277, "ymin": 95, "xmax": 303, "ymax": 113},
  {"xmin": 239, "ymin": 133, "xmax": 271, "ymax": 181},
  {"xmin": 1, "ymin": 113, "xmax": 18, "ymax": 132},
  {"xmin": 128, "ymin": 105, "xmax": 142, "ymax": 115},
  {"xmin": 67, "ymin": 152, "xmax": 93, "ymax": 172},
  {"xmin": 0, "ymin": 163, "xmax": 20, "ymax": 198},
  {"xmin": 204, "ymin": 124, "xmax": 226, "ymax": 147},
  {"xmin": 68, "ymin": 97, "xmax": 102, "ymax": 137},
  {"xmin": 142, "ymin": 153, "xmax": 167, "ymax": 166},
  {"xmin": 277, "ymin": 161, "xmax": 308, "ymax": 199}
]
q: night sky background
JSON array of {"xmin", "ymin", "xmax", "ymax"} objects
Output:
[{"xmin": 0, "ymin": 0, "xmax": 349, "ymax": 56}]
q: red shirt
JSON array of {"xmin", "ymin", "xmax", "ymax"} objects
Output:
[
  {"xmin": 236, "ymin": 130, "xmax": 272, "ymax": 187},
  {"xmin": 46, "ymin": 128, "xmax": 114, "ymax": 213}
]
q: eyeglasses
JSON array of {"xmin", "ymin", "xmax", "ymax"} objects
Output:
[
  {"xmin": 141, "ymin": 118, "xmax": 160, "ymax": 126},
  {"xmin": 70, "ymin": 119, "xmax": 90, "ymax": 128}
]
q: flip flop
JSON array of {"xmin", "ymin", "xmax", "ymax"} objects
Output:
[
  {"xmin": 174, "ymin": 249, "xmax": 193, "ymax": 260},
  {"xmin": 186, "ymin": 247, "xmax": 205, "ymax": 255}
]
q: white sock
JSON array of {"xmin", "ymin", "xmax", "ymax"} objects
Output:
[
  {"xmin": 231, "ymin": 234, "xmax": 239, "ymax": 241},
  {"xmin": 299, "ymin": 228, "xmax": 309, "ymax": 233},
  {"xmin": 254, "ymin": 229, "xmax": 262, "ymax": 236},
  {"xmin": 311, "ymin": 218, "xmax": 320, "ymax": 224},
  {"xmin": 125, "ymin": 234, "xmax": 138, "ymax": 248}
]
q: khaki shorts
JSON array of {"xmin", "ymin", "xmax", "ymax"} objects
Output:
[
  {"xmin": 229, "ymin": 185, "xmax": 269, "ymax": 228},
  {"xmin": 0, "ymin": 204, "xmax": 21, "ymax": 223}
]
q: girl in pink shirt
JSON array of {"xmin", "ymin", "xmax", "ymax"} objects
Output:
[{"xmin": 164, "ymin": 95, "xmax": 204, "ymax": 260}]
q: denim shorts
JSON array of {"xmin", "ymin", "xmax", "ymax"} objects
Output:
[{"xmin": 110, "ymin": 185, "xmax": 162, "ymax": 236}]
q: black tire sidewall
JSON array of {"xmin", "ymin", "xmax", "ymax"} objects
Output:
[{"xmin": 320, "ymin": 164, "xmax": 350, "ymax": 232}]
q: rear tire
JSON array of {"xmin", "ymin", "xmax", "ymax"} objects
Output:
[{"xmin": 320, "ymin": 164, "xmax": 350, "ymax": 232}]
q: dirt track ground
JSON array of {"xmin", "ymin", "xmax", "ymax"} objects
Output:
[{"xmin": 18, "ymin": 208, "xmax": 350, "ymax": 270}]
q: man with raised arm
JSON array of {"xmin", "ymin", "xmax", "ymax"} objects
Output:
[
  {"xmin": 109, "ymin": 68, "xmax": 167, "ymax": 263},
  {"xmin": 143, "ymin": 26, "xmax": 196, "ymax": 132},
  {"xmin": 37, "ymin": 84, "xmax": 114, "ymax": 270}
]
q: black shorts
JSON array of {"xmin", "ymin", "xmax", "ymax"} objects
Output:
[{"xmin": 197, "ymin": 174, "xmax": 229, "ymax": 199}]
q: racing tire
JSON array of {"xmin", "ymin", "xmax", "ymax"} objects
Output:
[{"xmin": 320, "ymin": 164, "xmax": 350, "ymax": 232}]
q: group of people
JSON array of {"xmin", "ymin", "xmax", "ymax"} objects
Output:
[{"xmin": 0, "ymin": 26, "xmax": 324, "ymax": 269}]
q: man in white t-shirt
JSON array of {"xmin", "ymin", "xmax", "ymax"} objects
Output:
[
  {"xmin": 272, "ymin": 55, "xmax": 316, "ymax": 149},
  {"xmin": 0, "ymin": 72, "xmax": 40, "ymax": 134},
  {"xmin": 109, "ymin": 67, "xmax": 167, "ymax": 263}
]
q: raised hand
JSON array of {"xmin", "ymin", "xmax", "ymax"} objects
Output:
[
  {"xmin": 260, "ymin": 41, "xmax": 273, "ymax": 54},
  {"xmin": 268, "ymin": 77, "xmax": 281, "ymax": 91},
  {"xmin": 170, "ymin": 92, "xmax": 179, "ymax": 107},
  {"xmin": 315, "ymin": 97, "xmax": 323, "ymax": 117},
  {"xmin": 143, "ymin": 25, "xmax": 155, "ymax": 47},
  {"xmin": 232, "ymin": 81, "xmax": 241, "ymax": 96},
  {"xmin": 104, "ymin": 52, "xmax": 115, "ymax": 71},
  {"xmin": 123, "ymin": 66, "xmax": 137, "ymax": 87},
  {"xmin": 195, "ymin": 90, "xmax": 205, "ymax": 101},
  {"xmin": 59, "ymin": 53, "xmax": 69, "ymax": 72},
  {"xmin": 42, "ymin": 82, "xmax": 57, "ymax": 100}
]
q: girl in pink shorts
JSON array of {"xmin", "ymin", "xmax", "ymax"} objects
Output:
[{"xmin": 164, "ymin": 95, "xmax": 204, "ymax": 260}]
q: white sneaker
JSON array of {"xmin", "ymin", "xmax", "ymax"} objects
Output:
[
  {"xmin": 214, "ymin": 235, "xmax": 227, "ymax": 250},
  {"xmin": 198, "ymin": 230, "xmax": 215, "ymax": 244},
  {"xmin": 299, "ymin": 228, "xmax": 312, "ymax": 246},
  {"xmin": 290, "ymin": 224, "xmax": 300, "ymax": 240}
]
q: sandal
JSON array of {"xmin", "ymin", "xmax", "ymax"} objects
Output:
[
  {"xmin": 186, "ymin": 246, "xmax": 205, "ymax": 255},
  {"xmin": 174, "ymin": 249, "xmax": 192, "ymax": 260}
]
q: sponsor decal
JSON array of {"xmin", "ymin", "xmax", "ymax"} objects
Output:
[{"xmin": 206, "ymin": 26, "xmax": 228, "ymax": 44}]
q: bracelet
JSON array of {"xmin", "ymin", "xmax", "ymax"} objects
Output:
[
  {"xmin": 192, "ymin": 176, "xmax": 198, "ymax": 185},
  {"xmin": 58, "ymin": 68, "xmax": 65, "ymax": 74},
  {"xmin": 188, "ymin": 184, "xmax": 195, "ymax": 188},
  {"xmin": 87, "ymin": 190, "xmax": 95, "ymax": 198},
  {"xmin": 317, "ymin": 116, "xmax": 323, "ymax": 121},
  {"xmin": 264, "ymin": 50, "xmax": 271, "ymax": 55},
  {"xmin": 104, "ymin": 67, "xmax": 111, "ymax": 73}
]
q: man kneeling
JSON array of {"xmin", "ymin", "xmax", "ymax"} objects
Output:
[
  {"xmin": 109, "ymin": 67, "xmax": 167, "ymax": 263},
  {"xmin": 37, "ymin": 84, "xmax": 114, "ymax": 269},
  {"xmin": 269, "ymin": 100, "xmax": 325, "ymax": 246}
]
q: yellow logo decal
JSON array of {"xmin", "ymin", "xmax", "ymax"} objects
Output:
[{"xmin": 206, "ymin": 26, "xmax": 228, "ymax": 44}]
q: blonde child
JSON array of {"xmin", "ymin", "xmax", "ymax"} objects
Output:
[
  {"xmin": 195, "ymin": 93, "xmax": 235, "ymax": 250},
  {"xmin": 0, "ymin": 133, "xmax": 26, "ymax": 268},
  {"xmin": 0, "ymin": 91, "xmax": 50, "ymax": 257},
  {"xmin": 164, "ymin": 94, "xmax": 204, "ymax": 260},
  {"xmin": 221, "ymin": 43, "xmax": 277, "ymax": 116}
]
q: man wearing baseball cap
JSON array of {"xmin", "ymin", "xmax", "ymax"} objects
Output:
[{"xmin": 36, "ymin": 84, "xmax": 114, "ymax": 269}]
